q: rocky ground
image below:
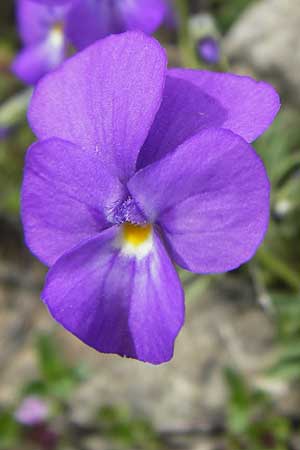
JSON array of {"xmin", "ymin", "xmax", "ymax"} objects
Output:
[
  {"xmin": 224, "ymin": 0, "xmax": 300, "ymax": 106},
  {"xmin": 0, "ymin": 214, "xmax": 281, "ymax": 450}
]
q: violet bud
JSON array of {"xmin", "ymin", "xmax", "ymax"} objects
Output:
[{"xmin": 197, "ymin": 36, "xmax": 220, "ymax": 65}]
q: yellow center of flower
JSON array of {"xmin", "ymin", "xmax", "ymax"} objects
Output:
[
  {"xmin": 122, "ymin": 223, "xmax": 152, "ymax": 247},
  {"xmin": 52, "ymin": 22, "xmax": 64, "ymax": 34}
]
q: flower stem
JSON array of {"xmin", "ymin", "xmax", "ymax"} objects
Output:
[
  {"xmin": 174, "ymin": 0, "xmax": 199, "ymax": 68},
  {"xmin": 257, "ymin": 248, "xmax": 300, "ymax": 292}
]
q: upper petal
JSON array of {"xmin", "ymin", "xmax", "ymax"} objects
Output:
[
  {"xmin": 66, "ymin": 0, "xmax": 166, "ymax": 50},
  {"xmin": 137, "ymin": 75, "xmax": 227, "ymax": 168},
  {"xmin": 66, "ymin": 0, "xmax": 123, "ymax": 50},
  {"xmin": 42, "ymin": 227, "xmax": 184, "ymax": 365},
  {"xmin": 29, "ymin": 32, "xmax": 167, "ymax": 182},
  {"xmin": 119, "ymin": 0, "xmax": 167, "ymax": 35},
  {"xmin": 128, "ymin": 128, "xmax": 270, "ymax": 273},
  {"xmin": 168, "ymin": 68, "xmax": 280, "ymax": 143},
  {"xmin": 21, "ymin": 138, "xmax": 124, "ymax": 266}
]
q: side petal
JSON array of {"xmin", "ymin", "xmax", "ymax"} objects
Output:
[
  {"xmin": 137, "ymin": 75, "xmax": 227, "ymax": 168},
  {"xmin": 42, "ymin": 227, "xmax": 184, "ymax": 365},
  {"xmin": 12, "ymin": 38, "xmax": 65, "ymax": 85},
  {"xmin": 128, "ymin": 128, "xmax": 270, "ymax": 273},
  {"xmin": 29, "ymin": 32, "xmax": 167, "ymax": 182},
  {"xmin": 21, "ymin": 138, "xmax": 125, "ymax": 266},
  {"xmin": 168, "ymin": 68, "xmax": 280, "ymax": 143},
  {"xmin": 66, "ymin": 0, "xmax": 123, "ymax": 50}
]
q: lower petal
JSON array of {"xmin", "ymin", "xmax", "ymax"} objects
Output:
[{"xmin": 42, "ymin": 227, "xmax": 184, "ymax": 365}]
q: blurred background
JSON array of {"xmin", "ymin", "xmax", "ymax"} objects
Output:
[{"xmin": 1, "ymin": 0, "xmax": 300, "ymax": 449}]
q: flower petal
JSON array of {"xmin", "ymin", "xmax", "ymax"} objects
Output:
[
  {"xmin": 12, "ymin": 38, "xmax": 65, "ymax": 85},
  {"xmin": 42, "ymin": 227, "xmax": 184, "ymax": 364},
  {"xmin": 66, "ymin": 0, "xmax": 166, "ymax": 50},
  {"xmin": 29, "ymin": 32, "xmax": 167, "ymax": 181},
  {"xmin": 119, "ymin": 0, "xmax": 167, "ymax": 35},
  {"xmin": 128, "ymin": 128, "xmax": 270, "ymax": 273},
  {"xmin": 66, "ymin": 0, "xmax": 122, "ymax": 50},
  {"xmin": 168, "ymin": 68, "xmax": 280, "ymax": 142},
  {"xmin": 21, "ymin": 138, "xmax": 124, "ymax": 266},
  {"xmin": 137, "ymin": 75, "xmax": 227, "ymax": 168}
]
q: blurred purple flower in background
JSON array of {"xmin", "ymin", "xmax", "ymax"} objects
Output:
[
  {"xmin": 66, "ymin": 0, "xmax": 168, "ymax": 50},
  {"xmin": 12, "ymin": 1, "xmax": 71, "ymax": 84},
  {"xmin": 0, "ymin": 127, "xmax": 10, "ymax": 140},
  {"xmin": 21, "ymin": 32, "xmax": 280, "ymax": 364},
  {"xmin": 13, "ymin": 0, "xmax": 167, "ymax": 84},
  {"xmin": 197, "ymin": 36, "xmax": 220, "ymax": 65},
  {"xmin": 15, "ymin": 396, "xmax": 49, "ymax": 426}
]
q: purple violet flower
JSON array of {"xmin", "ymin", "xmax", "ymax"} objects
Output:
[
  {"xmin": 33, "ymin": 0, "xmax": 72, "ymax": 3},
  {"xmin": 13, "ymin": 0, "xmax": 167, "ymax": 84},
  {"xmin": 22, "ymin": 32, "xmax": 280, "ymax": 364},
  {"xmin": 15, "ymin": 396, "xmax": 49, "ymax": 426},
  {"xmin": 12, "ymin": 0, "xmax": 71, "ymax": 85},
  {"xmin": 197, "ymin": 36, "xmax": 220, "ymax": 65}
]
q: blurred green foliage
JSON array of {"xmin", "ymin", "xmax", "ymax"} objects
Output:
[
  {"xmin": 225, "ymin": 368, "xmax": 292, "ymax": 450},
  {"xmin": 254, "ymin": 109, "xmax": 300, "ymax": 291},
  {"xmin": 270, "ymin": 293, "xmax": 300, "ymax": 380},
  {"xmin": 0, "ymin": 410, "xmax": 21, "ymax": 450},
  {"xmin": 0, "ymin": 122, "xmax": 33, "ymax": 215},
  {"xmin": 22, "ymin": 334, "xmax": 89, "ymax": 402},
  {"xmin": 212, "ymin": 0, "xmax": 256, "ymax": 32},
  {"xmin": 98, "ymin": 406, "xmax": 162, "ymax": 450}
]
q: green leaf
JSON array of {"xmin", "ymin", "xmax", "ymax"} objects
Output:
[
  {"xmin": 269, "ymin": 359, "xmax": 300, "ymax": 380},
  {"xmin": 36, "ymin": 334, "xmax": 70, "ymax": 383},
  {"xmin": 22, "ymin": 379, "xmax": 48, "ymax": 397},
  {"xmin": 224, "ymin": 368, "xmax": 253, "ymax": 434},
  {"xmin": 98, "ymin": 405, "xmax": 161, "ymax": 450},
  {"xmin": 0, "ymin": 410, "xmax": 21, "ymax": 449},
  {"xmin": 255, "ymin": 109, "xmax": 300, "ymax": 186},
  {"xmin": 214, "ymin": 0, "xmax": 256, "ymax": 33}
]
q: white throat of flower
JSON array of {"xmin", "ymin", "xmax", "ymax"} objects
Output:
[
  {"xmin": 116, "ymin": 223, "xmax": 153, "ymax": 259},
  {"xmin": 49, "ymin": 24, "xmax": 64, "ymax": 48}
]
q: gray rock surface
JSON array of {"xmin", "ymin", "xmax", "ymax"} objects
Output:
[
  {"xmin": 224, "ymin": 0, "xmax": 300, "ymax": 106},
  {"xmin": 66, "ymin": 277, "xmax": 274, "ymax": 432}
]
